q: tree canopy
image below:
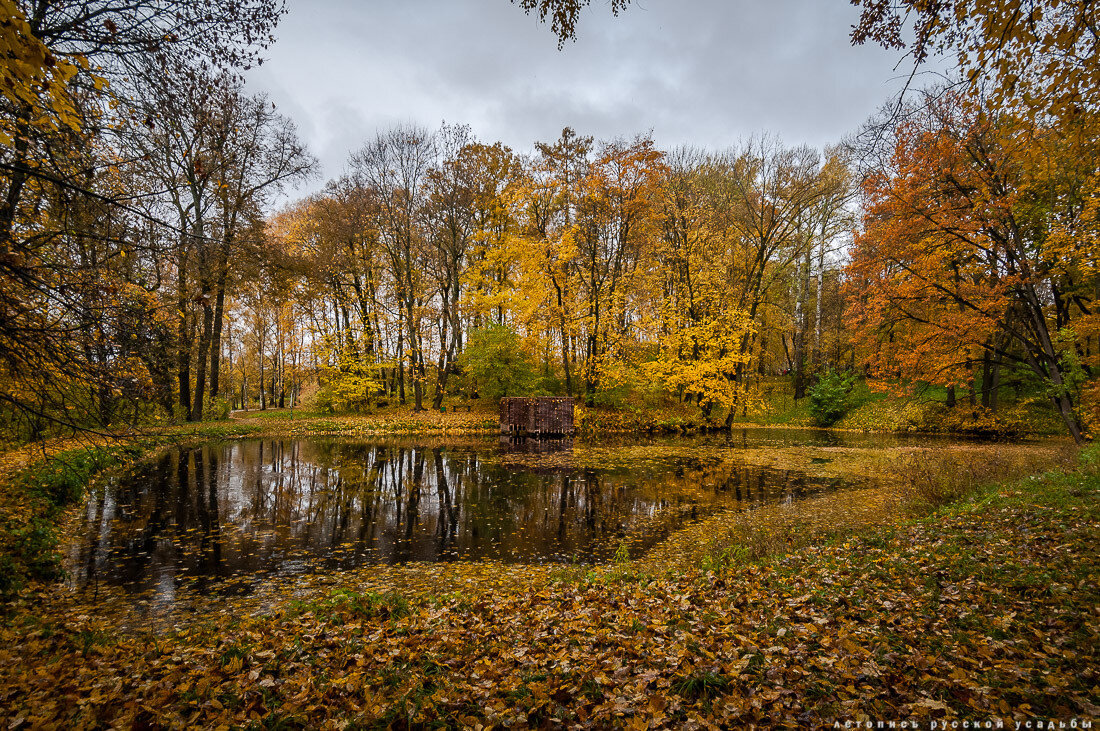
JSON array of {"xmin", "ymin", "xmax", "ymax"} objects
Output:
[
  {"xmin": 0, "ymin": 0, "xmax": 1096, "ymax": 445},
  {"xmin": 511, "ymin": 0, "xmax": 631, "ymax": 47},
  {"xmin": 850, "ymin": 0, "xmax": 1099, "ymax": 119}
]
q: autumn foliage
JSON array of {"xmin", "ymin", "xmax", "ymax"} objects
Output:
[
  {"xmin": 263, "ymin": 126, "xmax": 851, "ymax": 426},
  {"xmin": 0, "ymin": 3, "xmax": 1098, "ymax": 729},
  {"xmin": 846, "ymin": 91, "xmax": 1100, "ymax": 441}
]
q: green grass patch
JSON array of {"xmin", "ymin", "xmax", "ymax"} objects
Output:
[
  {"xmin": 0, "ymin": 442, "xmax": 150, "ymax": 598},
  {"xmin": 287, "ymin": 588, "xmax": 411, "ymax": 623}
]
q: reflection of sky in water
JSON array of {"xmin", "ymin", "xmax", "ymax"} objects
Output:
[{"xmin": 67, "ymin": 434, "xmax": 870, "ymax": 603}]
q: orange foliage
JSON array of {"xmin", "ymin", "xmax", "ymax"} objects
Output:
[{"xmin": 845, "ymin": 91, "xmax": 1099, "ymax": 440}]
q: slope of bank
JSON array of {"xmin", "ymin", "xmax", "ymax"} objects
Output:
[{"xmin": 0, "ymin": 444, "xmax": 1095, "ymax": 728}]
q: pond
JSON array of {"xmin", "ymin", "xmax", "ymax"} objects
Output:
[{"xmin": 65, "ymin": 429, "xmax": 976, "ymax": 600}]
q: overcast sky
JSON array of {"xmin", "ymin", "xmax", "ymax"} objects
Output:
[{"xmin": 245, "ymin": 0, "xmax": 939, "ymax": 199}]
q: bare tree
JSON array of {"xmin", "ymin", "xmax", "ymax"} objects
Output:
[{"xmin": 351, "ymin": 125, "xmax": 437, "ymax": 411}]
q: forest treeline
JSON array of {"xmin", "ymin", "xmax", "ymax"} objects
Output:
[
  {"xmin": 256, "ymin": 126, "xmax": 854, "ymax": 424},
  {"xmin": 1, "ymin": 0, "xmax": 1097, "ymax": 443}
]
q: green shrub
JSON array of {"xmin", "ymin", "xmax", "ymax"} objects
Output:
[
  {"xmin": 808, "ymin": 369, "xmax": 857, "ymax": 426},
  {"xmin": 1079, "ymin": 442, "xmax": 1100, "ymax": 473},
  {"xmin": 534, "ymin": 373, "xmax": 563, "ymax": 396},
  {"xmin": 591, "ymin": 382, "xmax": 631, "ymax": 408},
  {"xmin": 458, "ymin": 325, "xmax": 539, "ymax": 400},
  {"xmin": 202, "ymin": 396, "xmax": 231, "ymax": 421}
]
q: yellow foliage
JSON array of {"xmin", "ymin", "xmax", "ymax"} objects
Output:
[
  {"xmin": 644, "ymin": 313, "xmax": 755, "ymax": 408},
  {"xmin": 315, "ymin": 341, "xmax": 382, "ymax": 413},
  {"xmin": 0, "ymin": 0, "xmax": 97, "ymax": 145}
]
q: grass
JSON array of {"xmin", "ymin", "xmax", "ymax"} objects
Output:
[
  {"xmin": 639, "ymin": 441, "xmax": 1072, "ymax": 576},
  {"xmin": 0, "ymin": 441, "xmax": 152, "ymax": 596},
  {"xmin": 672, "ymin": 670, "xmax": 733, "ymax": 700},
  {"xmin": 229, "ymin": 404, "xmax": 499, "ymax": 435},
  {"xmin": 288, "ymin": 589, "xmax": 411, "ymax": 622},
  {"xmin": 890, "ymin": 441, "xmax": 1078, "ymax": 511},
  {"xmin": 230, "ymin": 407, "xmax": 330, "ymax": 420}
]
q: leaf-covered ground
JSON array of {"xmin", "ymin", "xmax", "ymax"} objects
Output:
[
  {"xmin": 1, "ymin": 454, "xmax": 1097, "ymax": 729},
  {"xmin": 228, "ymin": 407, "xmax": 500, "ymax": 436}
]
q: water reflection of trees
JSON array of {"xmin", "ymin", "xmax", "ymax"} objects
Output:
[{"xmin": 69, "ymin": 440, "xmax": 849, "ymax": 596}]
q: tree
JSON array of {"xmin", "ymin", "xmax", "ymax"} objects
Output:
[
  {"xmin": 351, "ymin": 125, "xmax": 437, "ymax": 411},
  {"xmin": 699, "ymin": 139, "xmax": 828, "ymax": 425},
  {"xmin": 458, "ymin": 325, "xmax": 538, "ymax": 400},
  {"xmin": 572, "ymin": 135, "xmax": 665, "ymax": 405},
  {"xmin": 460, "ymin": 141, "xmax": 523, "ymax": 329},
  {"xmin": 846, "ymin": 90, "xmax": 1099, "ymax": 443},
  {"xmin": 789, "ymin": 149, "xmax": 855, "ymax": 399},
  {"xmin": 423, "ymin": 124, "xmax": 479, "ymax": 410},
  {"xmin": 850, "ymin": 0, "xmax": 1099, "ymax": 120},
  {"xmin": 0, "ymin": 0, "xmax": 85, "ymax": 149},
  {"xmin": 0, "ymin": 0, "xmax": 286, "ymax": 436},
  {"xmin": 119, "ymin": 63, "xmax": 313, "ymax": 421},
  {"xmin": 511, "ymin": 0, "xmax": 631, "ymax": 47},
  {"xmin": 644, "ymin": 147, "xmax": 755, "ymax": 416},
  {"xmin": 526, "ymin": 126, "xmax": 594, "ymax": 397},
  {"xmin": 3, "ymin": 0, "xmax": 285, "ymax": 248},
  {"xmin": 640, "ymin": 141, "xmax": 845, "ymax": 423}
]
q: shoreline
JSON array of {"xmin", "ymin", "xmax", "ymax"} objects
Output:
[{"xmin": 1, "ymin": 441, "xmax": 1094, "ymax": 728}]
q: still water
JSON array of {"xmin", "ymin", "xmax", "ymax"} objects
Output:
[{"xmin": 67, "ymin": 431, "xmax": 895, "ymax": 596}]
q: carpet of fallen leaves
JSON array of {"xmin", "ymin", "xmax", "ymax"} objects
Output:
[
  {"xmin": 1, "ymin": 458, "xmax": 1097, "ymax": 729},
  {"xmin": 227, "ymin": 407, "xmax": 500, "ymax": 437}
]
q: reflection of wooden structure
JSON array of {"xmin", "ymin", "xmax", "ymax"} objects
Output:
[
  {"xmin": 500, "ymin": 397, "xmax": 575, "ymax": 436},
  {"xmin": 499, "ymin": 436, "xmax": 574, "ymax": 455}
]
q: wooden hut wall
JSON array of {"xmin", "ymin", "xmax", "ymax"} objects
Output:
[{"xmin": 499, "ymin": 397, "xmax": 575, "ymax": 435}]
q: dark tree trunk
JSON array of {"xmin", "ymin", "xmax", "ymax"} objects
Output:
[
  {"xmin": 989, "ymin": 355, "xmax": 1001, "ymax": 413},
  {"xmin": 191, "ymin": 301, "xmax": 213, "ymax": 422},
  {"xmin": 792, "ymin": 328, "xmax": 805, "ymax": 400},
  {"xmin": 981, "ymin": 351, "xmax": 993, "ymax": 408},
  {"xmin": 177, "ymin": 261, "xmax": 192, "ymax": 420},
  {"xmin": 406, "ymin": 300, "xmax": 424, "ymax": 411},
  {"xmin": 208, "ymin": 274, "xmax": 228, "ymax": 400}
]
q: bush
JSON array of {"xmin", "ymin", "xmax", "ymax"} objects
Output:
[
  {"xmin": 458, "ymin": 325, "xmax": 539, "ymax": 400},
  {"xmin": 808, "ymin": 369, "xmax": 857, "ymax": 426},
  {"xmin": 204, "ymin": 396, "xmax": 231, "ymax": 421}
]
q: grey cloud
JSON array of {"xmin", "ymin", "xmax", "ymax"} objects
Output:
[{"xmin": 248, "ymin": 0, "xmax": 942, "ymax": 195}]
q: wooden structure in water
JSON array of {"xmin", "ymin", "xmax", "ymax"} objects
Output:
[{"xmin": 499, "ymin": 397, "xmax": 575, "ymax": 436}]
